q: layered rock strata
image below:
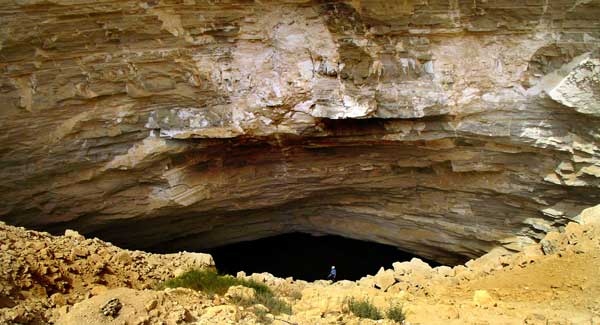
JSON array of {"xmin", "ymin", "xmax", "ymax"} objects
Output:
[{"xmin": 1, "ymin": 0, "xmax": 599, "ymax": 263}]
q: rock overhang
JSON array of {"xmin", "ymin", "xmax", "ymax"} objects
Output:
[{"xmin": 1, "ymin": 0, "xmax": 599, "ymax": 265}]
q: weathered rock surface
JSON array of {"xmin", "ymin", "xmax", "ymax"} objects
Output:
[
  {"xmin": 1, "ymin": 0, "xmax": 600, "ymax": 263},
  {"xmin": 2, "ymin": 211, "xmax": 600, "ymax": 324},
  {"xmin": 0, "ymin": 222, "xmax": 214, "ymax": 323}
]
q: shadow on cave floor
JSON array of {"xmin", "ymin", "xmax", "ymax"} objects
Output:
[{"xmin": 205, "ymin": 233, "xmax": 440, "ymax": 282}]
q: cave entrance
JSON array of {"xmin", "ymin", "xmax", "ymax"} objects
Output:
[{"xmin": 205, "ymin": 232, "xmax": 440, "ymax": 281}]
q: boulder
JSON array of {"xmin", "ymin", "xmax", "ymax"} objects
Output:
[
  {"xmin": 373, "ymin": 268, "xmax": 397, "ymax": 291},
  {"xmin": 435, "ymin": 266, "xmax": 455, "ymax": 277},
  {"xmin": 392, "ymin": 258, "xmax": 432, "ymax": 278},
  {"xmin": 579, "ymin": 205, "xmax": 600, "ymax": 225},
  {"xmin": 64, "ymin": 230, "xmax": 84, "ymax": 241},
  {"xmin": 544, "ymin": 50, "xmax": 600, "ymax": 117},
  {"xmin": 540, "ymin": 231, "xmax": 562, "ymax": 255},
  {"xmin": 357, "ymin": 276, "xmax": 375, "ymax": 288}
]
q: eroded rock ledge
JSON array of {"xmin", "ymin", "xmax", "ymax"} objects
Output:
[{"xmin": 1, "ymin": 0, "xmax": 599, "ymax": 263}]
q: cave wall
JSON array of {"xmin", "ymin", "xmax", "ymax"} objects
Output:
[{"xmin": 0, "ymin": 0, "xmax": 599, "ymax": 264}]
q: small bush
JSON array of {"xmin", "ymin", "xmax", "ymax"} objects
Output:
[
  {"xmin": 386, "ymin": 304, "xmax": 406, "ymax": 323},
  {"xmin": 344, "ymin": 297, "xmax": 382, "ymax": 320},
  {"xmin": 253, "ymin": 307, "xmax": 271, "ymax": 324},
  {"xmin": 159, "ymin": 269, "xmax": 269, "ymax": 297},
  {"xmin": 161, "ymin": 269, "xmax": 291, "ymax": 318},
  {"xmin": 236, "ymin": 278, "xmax": 271, "ymax": 296}
]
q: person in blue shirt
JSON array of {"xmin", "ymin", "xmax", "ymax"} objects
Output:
[{"xmin": 327, "ymin": 266, "xmax": 336, "ymax": 281}]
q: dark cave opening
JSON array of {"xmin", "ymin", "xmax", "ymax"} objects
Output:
[{"xmin": 205, "ymin": 232, "xmax": 440, "ymax": 281}]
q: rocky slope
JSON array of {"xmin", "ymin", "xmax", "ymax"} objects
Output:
[
  {"xmin": 2, "ymin": 205, "xmax": 599, "ymax": 324},
  {"xmin": 0, "ymin": 222, "xmax": 214, "ymax": 323},
  {"xmin": 1, "ymin": 0, "xmax": 600, "ymax": 263}
]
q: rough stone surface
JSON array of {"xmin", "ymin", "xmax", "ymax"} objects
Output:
[
  {"xmin": 1, "ymin": 220, "xmax": 600, "ymax": 324},
  {"xmin": 472, "ymin": 290, "xmax": 494, "ymax": 307},
  {"xmin": 225, "ymin": 285, "xmax": 257, "ymax": 301},
  {"xmin": 100, "ymin": 298, "xmax": 122, "ymax": 317},
  {"xmin": 0, "ymin": 222, "xmax": 214, "ymax": 323},
  {"xmin": 544, "ymin": 50, "xmax": 600, "ymax": 116},
  {"xmin": 580, "ymin": 204, "xmax": 600, "ymax": 225},
  {"xmin": 0, "ymin": 0, "xmax": 600, "ymax": 264},
  {"xmin": 373, "ymin": 268, "xmax": 396, "ymax": 291}
]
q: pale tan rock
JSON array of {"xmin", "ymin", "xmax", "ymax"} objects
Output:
[
  {"xmin": 393, "ymin": 258, "xmax": 432, "ymax": 277},
  {"xmin": 541, "ymin": 231, "xmax": 563, "ymax": 255},
  {"xmin": 114, "ymin": 251, "xmax": 132, "ymax": 265},
  {"xmin": 200, "ymin": 305, "xmax": 241, "ymax": 322},
  {"xmin": 64, "ymin": 230, "xmax": 84, "ymax": 240},
  {"xmin": 435, "ymin": 266, "xmax": 455, "ymax": 277},
  {"xmin": 373, "ymin": 268, "xmax": 396, "ymax": 291},
  {"xmin": 225, "ymin": 285, "xmax": 256, "ymax": 301},
  {"xmin": 473, "ymin": 290, "xmax": 494, "ymax": 307},
  {"xmin": 580, "ymin": 205, "xmax": 600, "ymax": 225},
  {"xmin": 49, "ymin": 293, "xmax": 66, "ymax": 307},
  {"xmin": 386, "ymin": 282, "xmax": 409, "ymax": 294},
  {"xmin": 145, "ymin": 299, "xmax": 158, "ymax": 312},
  {"xmin": 30, "ymin": 241, "xmax": 46, "ymax": 251},
  {"xmin": 357, "ymin": 276, "xmax": 375, "ymax": 288},
  {"xmin": 90, "ymin": 285, "xmax": 108, "ymax": 297},
  {"xmin": 70, "ymin": 246, "xmax": 89, "ymax": 258}
]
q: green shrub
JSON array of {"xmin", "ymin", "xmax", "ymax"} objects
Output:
[
  {"xmin": 344, "ymin": 297, "xmax": 382, "ymax": 320},
  {"xmin": 253, "ymin": 307, "xmax": 271, "ymax": 324},
  {"xmin": 159, "ymin": 269, "xmax": 269, "ymax": 297},
  {"xmin": 161, "ymin": 269, "xmax": 291, "ymax": 318},
  {"xmin": 386, "ymin": 304, "xmax": 406, "ymax": 323}
]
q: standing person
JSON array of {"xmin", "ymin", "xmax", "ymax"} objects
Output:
[{"xmin": 327, "ymin": 266, "xmax": 336, "ymax": 281}]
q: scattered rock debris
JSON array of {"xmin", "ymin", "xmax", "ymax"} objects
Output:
[{"xmin": 1, "ymin": 205, "xmax": 599, "ymax": 324}]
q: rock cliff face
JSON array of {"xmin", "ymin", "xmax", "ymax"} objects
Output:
[{"xmin": 1, "ymin": 0, "xmax": 599, "ymax": 264}]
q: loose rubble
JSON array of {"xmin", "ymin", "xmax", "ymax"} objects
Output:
[
  {"xmin": 1, "ymin": 205, "xmax": 599, "ymax": 324},
  {"xmin": 0, "ymin": 223, "xmax": 213, "ymax": 323}
]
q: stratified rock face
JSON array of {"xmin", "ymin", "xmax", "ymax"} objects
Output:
[{"xmin": 1, "ymin": 0, "xmax": 599, "ymax": 264}]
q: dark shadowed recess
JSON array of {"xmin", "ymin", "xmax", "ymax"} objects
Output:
[{"xmin": 204, "ymin": 233, "xmax": 440, "ymax": 281}]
